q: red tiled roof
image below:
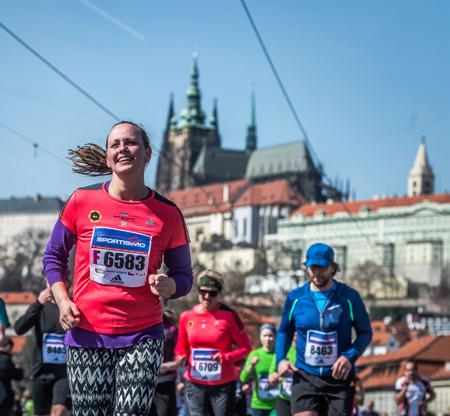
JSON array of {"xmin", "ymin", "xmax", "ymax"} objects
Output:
[
  {"xmin": 357, "ymin": 335, "xmax": 443, "ymax": 366},
  {"xmin": 168, "ymin": 179, "xmax": 248, "ymax": 217},
  {"xmin": 430, "ymin": 365, "xmax": 450, "ymax": 381},
  {"xmin": 357, "ymin": 336, "xmax": 450, "ymax": 389},
  {"xmin": 295, "ymin": 193, "xmax": 450, "ymax": 217},
  {"xmin": 0, "ymin": 292, "xmax": 36, "ymax": 305},
  {"xmin": 168, "ymin": 179, "xmax": 304, "ymax": 218},
  {"xmin": 234, "ymin": 179, "xmax": 304, "ymax": 208}
]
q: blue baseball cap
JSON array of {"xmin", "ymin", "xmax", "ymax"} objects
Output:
[{"xmin": 305, "ymin": 243, "xmax": 334, "ymax": 267}]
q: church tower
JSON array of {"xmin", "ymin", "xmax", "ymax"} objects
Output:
[
  {"xmin": 408, "ymin": 137, "xmax": 434, "ymax": 196},
  {"xmin": 155, "ymin": 58, "xmax": 221, "ymax": 195},
  {"xmin": 245, "ymin": 92, "xmax": 257, "ymax": 153}
]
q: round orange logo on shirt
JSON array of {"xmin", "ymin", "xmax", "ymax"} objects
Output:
[
  {"xmin": 188, "ymin": 320, "xmax": 194, "ymax": 329},
  {"xmin": 89, "ymin": 210, "xmax": 102, "ymax": 222}
]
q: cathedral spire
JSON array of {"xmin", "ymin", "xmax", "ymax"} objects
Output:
[
  {"xmin": 179, "ymin": 54, "xmax": 206, "ymax": 128},
  {"xmin": 165, "ymin": 93, "xmax": 175, "ymax": 131},
  {"xmin": 210, "ymin": 98, "xmax": 219, "ymax": 133},
  {"xmin": 245, "ymin": 91, "xmax": 257, "ymax": 152},
  {"xmin": 408, "ymin": 137, "xmax": 434, "ymax": 196}
]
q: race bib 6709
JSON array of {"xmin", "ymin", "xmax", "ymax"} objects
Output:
[
  {"xmin": 90, "ymin": 227, "xmax": 151, "ymax": 287},
  {"xmin": 190, "ymin": 348, "xmax": 222, "ymax": 382}
]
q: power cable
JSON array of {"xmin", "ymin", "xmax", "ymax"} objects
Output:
[
  {"xmin": 0, "ymin": 121, "xmax": 69, "ymax": 165},
  {"xmin": 239, "ymin": 0, "xmax": 375, "ymax": 245},
  {"xmin": 239, "ymin": 0, "xmax": 320, "ymax": 167},
  {"xmin": 0, "ymin": 85, "xmax": 111, "ymax": 125},
  {"xmin": 0, "ymin": 21, "xmax": 121, "ymax": 122},
  {"xmin": 0, "ymin": 21, "xmax": 228, "ymax": 214}
]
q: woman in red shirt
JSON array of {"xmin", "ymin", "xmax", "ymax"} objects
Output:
[
  {"xmin": 44, "ymin": 121, "xmax": 193, "ymax": 415},
  {"xmin": 175, "ymin": 270, "xmax": 251, "ymax": 416}
]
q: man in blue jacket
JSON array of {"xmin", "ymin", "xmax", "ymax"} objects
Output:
[{"xmin": 276, "ymin": 242, "xmax": 372, "ymax": 416}]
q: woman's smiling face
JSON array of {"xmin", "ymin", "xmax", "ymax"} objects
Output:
[{"xmin": 106, "ymin": 123, "xmax": 151, "ymax": 176}]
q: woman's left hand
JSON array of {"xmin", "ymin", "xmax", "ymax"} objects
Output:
[{"xmin": 148, "ymin": 274, "xmax": 176, "ymax": 298}]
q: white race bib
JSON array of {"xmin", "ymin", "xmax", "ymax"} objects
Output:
[
  {"xmin": 90, "ymin": 227, "xmax": 151, "ymax": 287},
  {"xmin": 257, "ymin": 374, "xmax": 279, "ymax": 400},
  {"xmin": 190, "ymin": 349, "xmax": 221, "ymax": 381},
  {"xmin": 304, "ymin": 330, "xmax": 338, "ymax": 366},
  {"xmin": 42, "ymin": 333, "xmax": 67, "ymax": 364},
  {"xmin": 281, "ymin": 375, "xmax": 292, "ymax": 397}
]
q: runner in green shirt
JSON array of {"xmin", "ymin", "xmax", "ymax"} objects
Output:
[
  {"xmin": 240, "ymin": 323, "xmax": 278, "ymax": 416},
  {"xmin": 268, "ymin": 334, "xmax": 297, "ymax": 416}
]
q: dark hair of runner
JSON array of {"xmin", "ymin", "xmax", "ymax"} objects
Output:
[
  {"xmin": 331, "ymin": 261, "xmax": 340, "ymax": 277},
  {"xmin": 67, "ymin": 121, "xmax": 151, "ymax": 176}
]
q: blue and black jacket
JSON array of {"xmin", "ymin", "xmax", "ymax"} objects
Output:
[{"xmin": 276, "ymin": 280, "xmax": 372, "ymax": 377}]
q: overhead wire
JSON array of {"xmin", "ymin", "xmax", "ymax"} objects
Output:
[
  {"xmin": 0, "ymin": 121, "xmax": 69, "ymax": 166},
  {"xmin": 0, "ymin": 20, "xmax": 121, "ymax": 122},
  {"xmin": 0, "ymin": 85, "xmax": 112, "ymax": 125},
  {"xmin": 239, "ymin": 0, "xmax": 375, "ymax": 245},
  {"xmin": 0, "ymin": 21, "xmax": 230, "ymax": 214}
]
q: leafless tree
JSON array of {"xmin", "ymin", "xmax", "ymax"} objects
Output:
[{"xmin": 0, "ymin": 229, "xmax": 49, "ymax": 293}]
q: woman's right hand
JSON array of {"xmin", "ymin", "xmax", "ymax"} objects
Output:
[
  {"xmin": 268, "ymin": 372, "xmax": 280, "ymax": 384},
  {"xmin": 58, "ymin": 298, "xmax": 80, "ymax": 330}
]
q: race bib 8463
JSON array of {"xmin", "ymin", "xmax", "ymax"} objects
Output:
[
  {"xmin": 90, "ymin": 227, "xmax": 151, "ymax": 287},
  {"xmin": 304, "ymin": 330, "xmax": 338, "ymax": 367}
]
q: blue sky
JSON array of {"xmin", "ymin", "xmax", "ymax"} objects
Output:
[{"xmin": 1, "ymin": 0, "xmax": 449, "ymax": 200}]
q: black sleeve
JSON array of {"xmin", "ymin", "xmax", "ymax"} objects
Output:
[
  {"xmin": 0, "ymin": 356, "xmax": 23, "ymax": 381},
  {"xmin": 13, "ymin": 301, "xmax": 44, "ymax": 335}
]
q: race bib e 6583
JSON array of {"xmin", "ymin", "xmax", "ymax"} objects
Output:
[{"xmin": 90, "ymin": 227, "xmax": 151, "ymax": 287}]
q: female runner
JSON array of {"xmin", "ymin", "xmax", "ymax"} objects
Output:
[{"xmin": 43, "ymin": 121, "xmax": 193, "ymax": 415}]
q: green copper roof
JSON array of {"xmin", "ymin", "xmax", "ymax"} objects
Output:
[{"xmin": 178, "ymin": 58, "xmax": 206, "ymax": 128}]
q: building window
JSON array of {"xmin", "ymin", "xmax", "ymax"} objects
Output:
[
  {"xmin": 243, "ymin": 218, "xmax": 247, "ymax": 236},
  {"xmin": 291, "ymin": 249, "xmax": 302, "ymax": 270},
  {"xmin": 406, "ymin": 241, "xmax": 441, "ymax": 265},
  {"xmin": 334, "ymin": 246, "xmax": 347, "ymax": 273},
  {"xmin": 376, "ymin": 243, "xmax": 394, "ymax": 274}
]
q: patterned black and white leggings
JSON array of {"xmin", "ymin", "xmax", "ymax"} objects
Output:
[{"xmin": 67, "ymin": 338, "xmax": 163, "ymax": 416}]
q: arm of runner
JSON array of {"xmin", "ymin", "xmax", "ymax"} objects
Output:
[
  {"xmin": 277, "ymin": 359, "xmax": 298, "ymax": 377},
  {"xmin": 222, "ymin": 309, "xmax": 251, "ymax": 363},
  {"xmin": 174, "ymin": 312, "xmax": 190, "ymax": 365},
  {"xmin": 51, "ymin": 281, "xmax": 80, "ymax": 331},
  {"xmin": 394, "ymin": 378, "xmax": 409, "ymax": 404},
  {"xmin": 43, "ymin": 218, "xmax": 76, "ymax": 286},
  {"xmin": 149, "ymin": 273, "xmax": 176, "ymax": 298},
  {"xmin": 160, "ymin": 359, "xmax": 182, "ymax": 374},
  {"xmin": 164, "ymin": 244, "xmax": 193, "ymax": 299},
  {"xmin": 240, "ymin": 352, "xmax": 257, "ymax": 383},
  {"xmin": 268, "ymin": 354, "xmax": 281, "ymax": 384},
  {"xmin": 340, "ymin": 291, "xmax": 372, "ymax": 365},
  {"xmin": 275, "ymin": 293, "xmax": 296, "ymax": 367},
  {"xmin": 164, "ymin": 208, "xmax": 193, "ymax": 299},
  {"xmin": 331, "ymin": 355, "xmax": 352, "ymax": 380},
  {"xmin": 426, "ymin": 381, "xmax": 436, "ymax": 403},
  {"xmin": 13, "ymin": 300, "xmax": 45, "ymax": 335}
]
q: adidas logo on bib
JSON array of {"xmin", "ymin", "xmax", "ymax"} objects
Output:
[{"xmin": 111, "ymin": 274, "xmax": 123, "ymax": 284}]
